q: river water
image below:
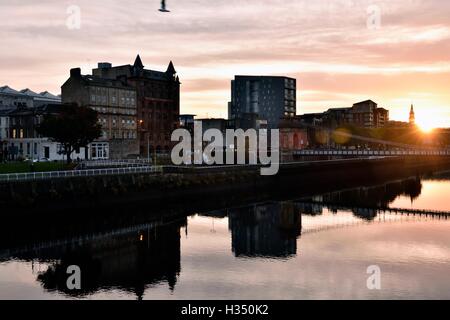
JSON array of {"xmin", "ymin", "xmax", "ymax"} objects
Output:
[{"xmin": 1, "ymin": 173, "xmax": 449, "ymax": 300}]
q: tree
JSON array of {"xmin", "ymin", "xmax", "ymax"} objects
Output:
[{"xmin": 37, "ymin": 104, "xmax": 102, "ymax": 163}]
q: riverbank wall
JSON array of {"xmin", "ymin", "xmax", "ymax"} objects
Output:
[{"xmin": 1, "ymin": 157, "xmax": 450, "ymax": 213}]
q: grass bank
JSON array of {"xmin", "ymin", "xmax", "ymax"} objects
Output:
[{"xmin": 0, "ymin": 161, "xmax": 73, "ymax": 174}]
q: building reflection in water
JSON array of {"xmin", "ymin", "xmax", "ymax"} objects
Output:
[
  {"xmin": 33, "ymin": 218, "xmax": 187, "ymax": 300},
  {"xmin": 0, "ymin": 176, "xmax": 429, "ymax": 298},
  {"xmin": 297, "ymin": 177, "xmax": 423, "ymax": 221},
  {"xmin": 228, "ymin": 202, "xmax": 302, "ymax": 258}
]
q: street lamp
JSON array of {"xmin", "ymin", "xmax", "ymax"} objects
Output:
[{"xmin": 138, "ymin": 119, "xmax": 151, "ymax": 163}]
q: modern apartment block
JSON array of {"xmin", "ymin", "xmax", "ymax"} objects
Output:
[
  {"xmin": 352, "ymin": 100, "xmax": 389, "ymax": 128},
  {"xmin": 228, "ymin": 76, "xmax": 296, "ymax": 129},
  {"xmin": 300, "ymin": 100, "xmax": 389, "ymax": 129}
]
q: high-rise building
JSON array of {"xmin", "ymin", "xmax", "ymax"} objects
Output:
[
  {"xmin": 228, "ymin": 76, "xmax": 296, "ymax": 129},
  {"xmin": 91, "ymin": 55, "xmax": 180, "ymax": 156}
]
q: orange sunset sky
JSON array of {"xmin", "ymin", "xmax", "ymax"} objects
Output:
[{"xmin": 1, "ymin": 0, "xmax": 450, "ymax": 129}]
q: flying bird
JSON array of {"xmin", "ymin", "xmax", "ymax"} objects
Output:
[{"xmin": 159, "ymin": 0, "xmax": 170, "ymax": 12}]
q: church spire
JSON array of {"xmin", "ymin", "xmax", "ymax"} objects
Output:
[{"xmin": 409, "ymin": 104, "xmax": 415, "ymax": 125}]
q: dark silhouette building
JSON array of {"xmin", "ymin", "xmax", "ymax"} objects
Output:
[
  {"xmin": 228, "ymin": 76, "xmax": 296, "ymax": 129},
  {"xmin": 228, "ymin": 202, "xmax": 302, "ymax": 258},
  {"xmin": 91, "ymin": 55, "xmax": 180, "ymax": 156},
  {"xmin": 299, "ymin": 100, "xmax": 390, "ymax": 130},
  {"xmin": 33, "ymin": 219, "xmax": 185, "ymax": 299},
  {"xmin": 62, "ymin": 68, "xmax": 139, "ymax": 159}
]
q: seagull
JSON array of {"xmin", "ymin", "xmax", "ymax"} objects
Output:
[{"xmin": 159, "ymin": 0, "xmax": 170, "ymax": 12}]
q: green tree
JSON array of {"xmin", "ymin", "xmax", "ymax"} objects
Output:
[{"xmin": 37, "ymin": 104, "xmax": 102, "ymax": 163}]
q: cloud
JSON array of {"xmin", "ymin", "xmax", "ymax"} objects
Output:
[{"xmin": 0, "ymin": 0, "xmax": 449, "ymax": 123}]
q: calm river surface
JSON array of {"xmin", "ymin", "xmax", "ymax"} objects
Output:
[{"xmin": 1, "ymin": 173, "xmax": 450, "ymax": 300}]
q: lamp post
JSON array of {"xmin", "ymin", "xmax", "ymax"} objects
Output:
[
  {"xmin": 139, "ymin": 119, "xmax": 151, "ymax": 163},
  {"xmin": 147, "ymin": 133, "xmax": 150, "ymax": 163}
]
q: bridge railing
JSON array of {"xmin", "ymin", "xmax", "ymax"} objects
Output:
[
  {"xmin": 79, "ymin": 159, "xmax": 153, "ymax": 166},
  {"xmin": 294, "ymin": 149, "xmax": 450, "ymax": 156},
  {"xmin": 0, "ymin": 166, "xmax": 163, "ymax": 182}
]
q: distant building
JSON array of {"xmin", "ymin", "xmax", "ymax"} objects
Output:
[
  {"xmin": 91, "ymin": 55, "xmax": 180, "ymax": 155},
  {"xmin": 279, "ymin": 117, "xmax": 309, "ymax": 150},
  {"xmin": 0, "ymin": 86, "xmax": 33, "ymax": 109},
  {"xmin": 228, "ymin": 202, "xmax": 301, "ymax": 258},
  {"xmin": 0, "ymin": 85, "xmax": 61, "ymax": 109},
  {"xmin": 409, "ymin": 104, "xmax": 415, "ymax": 125},
  {"xmin": 179, "ymin": 114, "xmax": 196, "ymax": 137},
  {"xmin": 62, "ymin": 68, "xmax": 139, "ymax": 159},
  {"xmin": 227, "ymin": 112, "xmax": 268, "ymax": 131},
  {"xmin": 228, "ymin": 76, "xmax": 296, "ymax": 129},
  {"xmin": 375, "ymin": 107, "xmax": 389, "ymax": 127},
  {"xmin": 179, "ymin": 114, "xmax": 196, "ymax": 128},
  {"xmin": 0, "ymin": 108, "xmax": 13, "ymax": 161},
  {"xmin": 386, "ymin": 120, "xmax": 409, "ymax": 127},
  {"xmin": 297, "ymin": 113, "xmax": 324, "ymax": 127},
  {"xmin": 299, "ymin": 99, "xmax": 389, "ymax": 129},
  {"xmin": 351, "ymin": 100, "xmax": 378, "ymax": 127},
  {"xmin": 0, "ymin": 108, "xmax": 12, "ymax": 141},
  {"xmin": 4, "ymin": 104, "xmax": 87, "ymax": 161},
  {"xmin": 196, "ymin": 118, "xmax": 229, "ymax": 136},
  {"xmin": 19, "ymin": 89, "xmax": 61, "ymax": 108}
]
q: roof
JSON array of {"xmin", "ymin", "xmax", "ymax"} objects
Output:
[
  {"xmin": 81, "ymin": 75, "xmax": 135, "ymax": 90},
  {"xmin": 39, "ymin": 91, "xmax": 60, "ymax": 99},
  {"xmin": 1, "ymin": 85, "xmax": 60, "ymax": 101},
  {"xmin": 300, "ymin": 113, "xmax": 325, "ymax": 117},
  {"xmin": 166, "ymin": 61, "xmax": 176, "ymax": 74},
  {"xmin": 234, "ymin": 75, "xmax": 296, "ymax": 81},
  {"xmin": 20, "ymin": 88, "xmax": 40, "ymax": 97},
  {"xmin": 0, "ymin": 85, "xmax": 21, "ymax": 95},
  {"xmin": 353, "ymin": 100, "xmax": 377, "ymax": 105},
  {"xmin": 326, "ymin": 107, "xmax": 351, "ymax": 112},
  {"xmin": 179, "ymin": 114, "xmax": 197, "ymax": 117},
  {"xmin": 91, "ymin": 56, "xmax": 179, "ymax": 82},
  {"xmin": 133, "ymin": 54, "xmax": 144, "ymax": 69}
]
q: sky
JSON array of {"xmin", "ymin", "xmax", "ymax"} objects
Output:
[{"xmin": 1, "ymin": 0, "xmax": 450, "ymax": 128}]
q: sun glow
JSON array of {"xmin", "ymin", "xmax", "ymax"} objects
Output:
[{"xmin": 416, "ymin": 119, "xmax": 437, "ymax": 133}]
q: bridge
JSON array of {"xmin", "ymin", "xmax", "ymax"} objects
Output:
[
  {"xmin": 295, "ymin": 201, "xmax": 449, "ymax": 236},
  {"xmin": 295, "ymin": 200, "xmax": 450, "ymax": 218},
  {"xmin": 294, "ymin": 149, "xmax": 450, "ymax": 157}
]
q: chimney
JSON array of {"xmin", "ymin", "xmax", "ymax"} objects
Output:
[
  {"xmin": 98, "ymin": 62, "xmax": 112, "ymax": 69},
  {"xmin": 70, "ymin": 68, "xmax": 81, "ymax": 78}
]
